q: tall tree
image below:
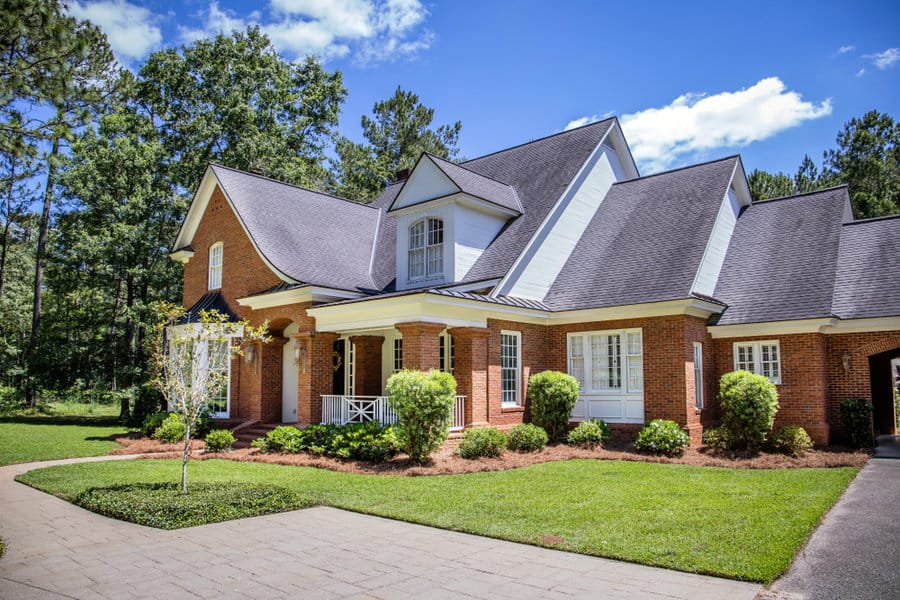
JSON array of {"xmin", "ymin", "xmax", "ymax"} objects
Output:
[
  {"xmin": 1, "ymin": 0, "xmax": 119, "ymax": 405},
  {"xmin": 793, "ymin": 154, "xmax": 821, "ymax": 194},
  {"xmin": 823, "ymin": 110, "xmax": 900, "ymax": 218},
  {"xmin": 330, "ymin": 86, "xmax": 462, "ymax": 202},
  {"xmin": 138, "ymin": 26, "xmax": 346, "ymax": 193},
  {"xmin": 747, "ymin": 169, "xmax": 794, "ymax": 201}
]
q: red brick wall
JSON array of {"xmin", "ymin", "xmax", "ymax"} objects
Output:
[
  {"xmin": 712, "ymin": 333, "xmax": 831, "ymax": 445},
  {"xmin": 395, "ymin": 322, "xmax": 445, "ymax": 371},
  {"xmin": 447, "ymin": 327, "xmax": 490, "ymax": 427},
  {"xmin": 486, "ymin": 319, "xmax": 550, "ymax": 427},
  {"xmin": 350, "ymin": 335, "xmax": 384, "ymax": 396}
]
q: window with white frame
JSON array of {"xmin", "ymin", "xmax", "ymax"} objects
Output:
[
  {"xmin": 501, "ymin": 331, "xmax": 521, "ymax": 406},
  {"xmin": 393, "ymin": 338, "xmax": 403, "ymax": 372},
  {"xmin": 408, "ymin": 218, "xmax": 443, "ymax": 281},
  {"xmin": 693, "ymin": 342, "xmax": 704, "ymax": 409},
  {"xmin": 208, "ymin": 242, "xmax": 223, "ymax": 290},
  {"xmin": 439, "ymin": 334, "xmax": 454, "ymax": 374},
  {"xmin": 733, "ymin": 340, "xmax": 781, "ymax": 383},
  {"xmin": 568, "ymin": 329, "xmax": 643, "ymax": 395}
]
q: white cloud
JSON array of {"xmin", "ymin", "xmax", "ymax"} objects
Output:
[
  {"xmin": 180, "ymin": 0, "xmax": 431, "ymax": 63},
  {"xmin": 857, "ymin": 68, "xmax": 866, "ymax": 78},
  {"xmin": 838, "ymin": 45, "xmax": 855, "ymax": 54},
  {"xmin": 618, "ymin": 77, "xmax": 832, "ymax": 173},
  {"xmin": 69, "ymin": 0, "xmax": 162, "ymax": 62},
  {"xmin": 865, "ymin": 47, "xmax": 900, "ymax": 69}
]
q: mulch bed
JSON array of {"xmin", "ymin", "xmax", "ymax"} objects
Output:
[{"xmin": 109, "ymin": 433, "xmax": 871, "ymax": 475}]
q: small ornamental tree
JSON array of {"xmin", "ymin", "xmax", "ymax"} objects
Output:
[
  {"xmin": 528, "ymin": 371, "xmax": 579, "ymax": 441},
  {"xmin": 719, "ymin": 370, "xmax": 779, "ymax": 451},
  {"xmin": 386, "ymin": 369, "xmax": 455, "ymax": 464},
  {"xmin": 151, "ymin": 303, "xmax": 268, "ymax": 492}
]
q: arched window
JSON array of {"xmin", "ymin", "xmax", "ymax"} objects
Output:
[
  {"xmin": 208, "ymin": 242, "xmax": 223, "ymax": 290},
  {"xmin": 408, "ymin": 218, "xmax": 443, "ymax": 280}
]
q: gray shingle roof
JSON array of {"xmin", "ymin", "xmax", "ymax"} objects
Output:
[
  {"xmin": 423, "ymin": 154, "xmax": 522, "ymax": 213},
  {"xmin": 832, "ymin": 215, "xmax": 900, "ymax": 319},
  {"xmin": 712, "ymin": 186, "xmax": 850, "ymax": 326},
  {"xmin": 210, "ymin": 164, "xmax": 381, "ymax": 291},
  {"xmin": 180, "ymin": 291, "xmax": 240, "ymax": 323},
  {"xmin": 544, "ymin": 157, "xmax": 739, "ymax": 311}
]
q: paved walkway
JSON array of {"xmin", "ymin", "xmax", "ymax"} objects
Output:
[
  {"xmin": 771, "ymin": 435, "xmax": 900, "ymax": 600},
  {"xmin": 0, "ymin": 456, "xmax": 761, "ymax": 600}
]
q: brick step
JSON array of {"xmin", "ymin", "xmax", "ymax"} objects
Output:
[{"xmin": 232, "ymin": 422, "xmax": 293, "ymax": 448}]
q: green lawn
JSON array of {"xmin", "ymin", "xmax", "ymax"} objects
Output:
[
  {"xmin": 0, "ymin": 417, "xmax": 127, "ymax": 465},
  {"xmin": 18, "ymin": 458, "xmax": 856, "ymax": 583}
]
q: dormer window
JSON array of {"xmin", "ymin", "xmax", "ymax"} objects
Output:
[
  {"xmin": 208, "ymin": 242, "xmax": 223, "ymax": 289},
  {"xmin": 408, "ymin": 218, "xmax": 443, "ymax": 280}
]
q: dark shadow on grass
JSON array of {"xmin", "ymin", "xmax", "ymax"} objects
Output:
[{"xmin": 0, "ymin": 415, "xmax": 124, "ymax": 426}]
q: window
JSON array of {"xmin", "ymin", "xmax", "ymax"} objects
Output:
[
  {"xmin": 208, "ymin": 242, "xmax": 223, "ymax": 290},
  {"xmin": 733, "ymin": 341, "xmax": 781, "ymax": 383},
  {"xmin": 693, "ymin": 342, "xmax": 704, "ymax": 409},
  {"xmin": 501, "ymin": 331, "xmax": 521, "ymax": 406},
  {"xmin": 393, "ymin": 339, "xmax": 403, "ymax": 372},
  {"xmin": 567, "ymin": 329, "xmax": 643, "ymax": 395},
  {"xmin": 439, "ymin": 334, "xmax": 454, "ymax": 374},
  {"xmin": 408, "ymin": 218, "xmax": 443, "ymax": 281}
]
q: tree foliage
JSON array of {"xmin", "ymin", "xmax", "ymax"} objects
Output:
[
  {"xmin": 138, "ymin": 26, "xmax": 345, "ymax": 192},
  {"xmin": 330, "ymin": 86, "xmax": 462, "ymax": 202}
]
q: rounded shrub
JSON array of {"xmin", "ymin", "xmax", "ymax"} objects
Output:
[
  {"xmin": 141, "ymin": 411, "xmax": 169, "ymax": 437},
  {"xmin": 456, "ymin": 427, "xmax": 507, "ymax": 459},
  {"xmin": 634, "ymin": 419, "xmax": 690, "ymax": 456},
  {"xmin": 528, "ymin": 371, "xmax": 579, "ymax": 441},
  {"xmin": 327, "ymin": 422, "xmax": 399, "ymax": 463},
  {"xmin": 506, "ymin": 423, "xmax": 548, "ymax": 452},
  {"xmin": 204, "ymin": 429, "xmax": 236, "ymax": 452},
  {"xmin": 701, "ymin": 426, "xmax": 733, "ymax": 450},
  {"xmin": 152, "ymin": 413, "xmax": 186, "ymax": 443},
  {"xmin": 772, "ymin": 425, "xmax": 813, "ymax": 457},
  {"xmin": 387, "ymin": 369, "xmax": 456, "ymax": 464},
  {"xmin": 840, "ymin": 397, "xmax": 874, "ymax": 448},
  {"xmin": 257, "ymin": 425, "xmax": 305, "ymax": 453},
  {"xmin": 566, "ymin": 419, "xmax": 610, "ymax": 447},
  {"xmin": 719, "ymin": 370, "xmax": 779, "ymax": 451},
  {"xmin": 126, "ymin": 384, "xmax": 164, "ymax": 428}
]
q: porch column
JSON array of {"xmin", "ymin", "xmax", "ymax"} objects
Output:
[
  {"xmin": 259, "ymin": 337, "xmax": 287, "ymax": 423},
  {"xmin": 294, "ymin": 331, "xmax": 340, "ymax": 425},
  {"xmin": 349, "ymin": 335, "xmax": 384, "ymax": 396},
  {"xmin": 395, "ymin": 321, "xmax": 446, "ymax": 371},
  {"xmin": 238, "ymin": 340, "xmax": 262, "ymax": 422},
  {"xmin": 448, "ymin": 327, "xmax": 490, "ymax": 427}
]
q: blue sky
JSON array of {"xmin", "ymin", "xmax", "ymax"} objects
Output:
[{"xmin": 67, "ymin": 0, "xmax": 900, "ymax": 176}]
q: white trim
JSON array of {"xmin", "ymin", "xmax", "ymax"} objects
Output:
[
  {"xmin": 172, "ymin": 166, "xmax": 298, "ymax": 285},
  {"xmin": 169, "ymin": 249, "xmax": 194, "ymax": 264},
  {"xmin": 707, "ymin": 318, "xmax": 836, "ymax": 338},
  {"xmin": 500, "ymin": 330, "xmax": 522, "ymax": 406},
  {"xmin": 693, "ymin": 342, "xmax": 704, "ymax": 410},
  {"xmin": 444, "ymin": 279, "xmax": 502, "ymax": 293},
  {"xmin": 733, "ymin": 340, "xmax": 782, "ymax": 384},
  {"xmin": 389, "ymin": 191, "xmax": 520, "ymax": 219},
  {"xmin": 550, "ymin": 298, "xmax": 724, "ymax": 324},
  {"xmin": 824, "ymin": 316, "xmax": 900, "ymax": 334},
  {"xmin": 492, "ymin": 127, "xmax": 614, "ymax": 298},
  {"xmin": 207, "ymin": 242, "xmax": 223, "ymax": 290},
  {"xmin": 236, "ymin": 286, "xmax": 364, "ymax": 310}
]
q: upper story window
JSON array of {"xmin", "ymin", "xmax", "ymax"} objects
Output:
[
  {"xmin": 734, "ymin": 340, "xmax": 781, "ymax": 383},
  {"xmin": 408, "ymin": 218, "xmax": 443, "ymax": 281},
  {"xmin": 208, "ymin": 242, "xmax": 223, "ymax": 290}
]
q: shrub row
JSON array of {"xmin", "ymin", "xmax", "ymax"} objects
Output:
[{"xmin": 253, "ymin": 422, "xmax": 399, "ymax": 463}]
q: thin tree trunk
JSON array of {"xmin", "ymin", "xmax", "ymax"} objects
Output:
[
  {"xmin": 26, "ymin": 134, "xmax": 60, "ymax": 407},
  {"xmin": 181, "ymin": 423, "xmax": 191, "ymax": 493},
  {"xmin": 0, "ymin": 160, "xmax": 16, "ymax": 299}
]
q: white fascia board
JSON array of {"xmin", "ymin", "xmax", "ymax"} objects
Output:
[
  {"xmin": 548, "ymin": 298, "xmax": 725, "ymax": 325},
  {"xmin": 237, "ymin": 286, "xmax": 365, "ymax": 310},
  {"xmin": 707, "ymin": 318, "xmax": 837, "ymax": 339},
  {"xmin": 389, "ymin": 155, "xmax": 459, "ymax": 213},
  {"xmin": 387, "ymin": 192, "xmax": 517, "ymax": 220},
  {"xmin": 605, "ymin": 120, "xmax": 640, "ymax": 179},
  {"xmin": 169, "ymin": 249, "xmax": 194, "ymax": 264},
  {"xmin": 730, "ymin": 156, "xmax": 753, "ymax": 207},
  {"xmin": 492, "ymin": 127, "xmax": 614, "ymax": 298},
  {"xmin": 823, "ymin": 316, "xmax": 900, "ymax": 334},
  {"xmin": 444, "ymin": 279, "xmax": 502, "ymax": 293},
  {"xmin": 172, "ymin": 167, "xmax": 297, "ymax": 285}
]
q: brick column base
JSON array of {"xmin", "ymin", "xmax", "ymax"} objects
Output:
[
  {"xmin": 395, "ymin": 321, "xmax": 446, "ymax": 371},
  {"xmin": 259, "ymin": 338, "xmax": 287, "ymax": 423},
  {"xmin": 448, "ymin": 327, "xmax": 490, "ymax": 427},
  {"xmin": 294, "ymin": 331, "xmax": 340, "ymax": 425}
]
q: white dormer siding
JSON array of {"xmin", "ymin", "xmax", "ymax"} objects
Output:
[
  {"xmin": 500, "ymin": 144, "xmax": 626, "ymax": 300},
  {"xmin": 391, "ymin": 159, "xmax": 457, "ymax": 210},
  {"xmin": 691, "ymin": 186, "xmax": 742, "ymax": 297},
  {"xmin": 395, "ymin": 199, "xmax": 509, "ymax": 290}
]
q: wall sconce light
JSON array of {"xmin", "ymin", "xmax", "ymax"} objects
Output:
[
  {"xmin": 841, "ymin": 352, "xmax": 851, "ymax": 374},
  {"xmin": 293, "ymin": 340, "xmax": 304, "ymax": 366},
  {"xmin": 244, "ymin": 345, "xmax": 256, "ymax": 365}
]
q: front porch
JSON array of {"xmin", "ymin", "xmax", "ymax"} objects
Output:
[{"xmin": 321, "ymin": 394, "xmax": 466, "ymax": 431}]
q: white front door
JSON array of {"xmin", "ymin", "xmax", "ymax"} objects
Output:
[{"xmin": 282, "ymin": 323, "xmax": 299, "ymax": 423}]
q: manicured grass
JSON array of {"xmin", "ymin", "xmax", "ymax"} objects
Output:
[
  {"xmin": 18, "ymin": 458, "xmax": 857, "ymax": 582},
  {"xmin": 4, "ymin": 402, "xmax": 121, "ymax": 418},
  {"xmin": 0, "ymin": 417, "xmax": 128, "ymax": 465}
]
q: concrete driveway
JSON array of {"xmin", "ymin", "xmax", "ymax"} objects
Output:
[
  {"xmin": 771, "ymin": 435, "xmax": 900, "ymax": 600},
  {"xmin": 0, "ymin": 456, "xmax": 761, "ymax": 600}
]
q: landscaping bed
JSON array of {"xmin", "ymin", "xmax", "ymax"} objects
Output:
[
  {"xmin": 109, "ymin": 432, "xmax": 205, "ymax": 455},
  {"xmin": 192, "ymin": 440, "xmax": 869, "ymax": 476}
]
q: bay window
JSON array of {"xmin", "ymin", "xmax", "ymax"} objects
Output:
[{"xmin": 567, "ymin": 328, "xmax": 643, "ymax": 423}]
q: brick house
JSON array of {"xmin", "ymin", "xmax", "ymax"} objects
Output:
[{"xmin": 170, "ymin": 118, "xmax": 900, "ymax": 445}]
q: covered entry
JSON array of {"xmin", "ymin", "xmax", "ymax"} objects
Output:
[{"xmin": 869, "ymin": 347, "xmax": 900, "ymax": 435}]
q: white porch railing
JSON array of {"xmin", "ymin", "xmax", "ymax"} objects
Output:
[{"xmin": 322, "ymin": 395, "xmax": 466, "ymax": 431}]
